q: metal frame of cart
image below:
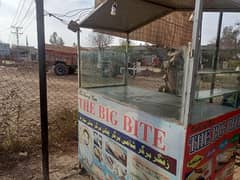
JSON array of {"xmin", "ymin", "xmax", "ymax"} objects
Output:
[{"xmin": 77, "ymin": 0, "xmax": 240, "ymax": 179}]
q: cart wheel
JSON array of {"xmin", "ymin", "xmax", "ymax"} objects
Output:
[{"xmin": 54, "ymin": 63, "xmax": 69, "ymax": 76}]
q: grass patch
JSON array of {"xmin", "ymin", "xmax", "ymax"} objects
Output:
[{"xmin": 49, "ymin": 108, "xmax": 78, "ymax": 149}]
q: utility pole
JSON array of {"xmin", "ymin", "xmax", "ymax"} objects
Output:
[
  {"xmin": 26, "ymin": 35, "xmax": 29, "ymax": 47},
  {"xmin": 11, "ymin": 26, "xmax": 23, "ymax": 46},
  {"xmin": 35, "ymin": 0, "xmax": 49, "ymax": 179}
]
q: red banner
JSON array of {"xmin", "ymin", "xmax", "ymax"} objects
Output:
[{"xmin": 183, "ymin": 109, "xmax": 240, "ymax": 180}]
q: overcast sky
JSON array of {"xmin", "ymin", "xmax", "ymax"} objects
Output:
[
  {"xmin": 202, "ymin": 12, "xmax": 240, "ymax": 45},
  {"xmin": 0, "ymin": 0, "xmax": 240, "ymax": 47},
  {"xmin": 0, "ymin": 0, "xmax": 95, "ymax": 47}
]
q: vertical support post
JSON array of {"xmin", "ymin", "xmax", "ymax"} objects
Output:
[
  {"xmin": 35, "ymin": 0, "xmax": 49, "ymax": 179},
  {"xmin": 181, "ymin": 0, "xmax": 203, "ymax": 125},
  {"xmin": 210, "ymin": 12, "xmax": 223, "ymax": 103},
  {"xmin": 77, "ymin": 29, "xmax": 81, "ymax": 88},
  {"xmin": 124, "ymin": 34, "xmax": 129, "ymax": 85}
]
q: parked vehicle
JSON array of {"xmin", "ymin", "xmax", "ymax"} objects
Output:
[{"xmin": 45, "ymin": 44, "xmax": 79, "ymax": 75}]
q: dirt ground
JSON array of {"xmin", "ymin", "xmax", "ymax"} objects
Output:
[
  {"xmin": 0, "ymin": 64, "xmax": 78, "ymax": 143},
  {"xmin": 0, "ymin": 64, "xmax": 240, "ymax": 179},
  {"xmin": 0, "ymin": 141, "xmax": 90, "ymax": 180}
]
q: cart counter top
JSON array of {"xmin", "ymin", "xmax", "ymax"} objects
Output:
[{"xmin": 86, "ymin": 86, "xmax": 235, "ymax": 124}]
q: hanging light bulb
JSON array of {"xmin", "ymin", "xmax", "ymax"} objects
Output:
[
  {"xmin": 189, "ymin": 12, "xmax": 194, "ymax": 22},
  {"xmin": 111, "ymin": 1, "xmax": 117, "ymax": 16}
]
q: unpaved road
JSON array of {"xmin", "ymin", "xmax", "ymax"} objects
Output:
[{"xmin": 0, "ymin": 142, "xmax": 90, "ymax": 180}]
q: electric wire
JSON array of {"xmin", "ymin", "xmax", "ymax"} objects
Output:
[
  {"xmin": 21, "ymin": 8, "xmax": 35, "ymax": 28},
  {"xmin": 63, "ymin": 9, "xmax": 92, "ymax": 18},
  {"xmin": 52, "ymin": 7, "xmax": 93, "ymax": 18},
  {"xmin": 45, "ymin": 10, "xmax": 69, "ymax": 25},
  {"xmin": 22, "ymin": 14, "xmax": 35, "ymax": 34},
  {"xmin": 12, "ymin": 0, "xmax": 27, "ymax": 26},
  {"xmin": 16, "ymin": 0, "xmax": 34, "ymax": 27},
  {"xmin": 10, "ymin": 0, "xmax": 24, "ymax": 26}
]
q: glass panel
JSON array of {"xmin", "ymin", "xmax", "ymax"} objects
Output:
[
  {"xmin": 219, "ymin": 13, "xmax": 240, "ymax": 71},
  {"xmin": 192, "ymin": 12, "xmax": 240, "ymax": 124},
  {"xmin": 81, "ymin": 33, "xmax": 125, "ymax": 88},
  {"xmin": 200, "ymin": 12, "xmax": 219, "ymax": 71},
  {"xmin": 88, "ymin": 46, "xmax": 188, "ymax": 122}
]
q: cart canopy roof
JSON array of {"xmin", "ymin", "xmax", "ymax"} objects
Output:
[{"xmin": 79, "ymin": 0, "xmax": 240, "ymax": 33}]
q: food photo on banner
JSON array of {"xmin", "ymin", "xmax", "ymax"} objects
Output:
[{"xmin": 183, "ymin": 110, "xmax": 240, "ymax": 180}]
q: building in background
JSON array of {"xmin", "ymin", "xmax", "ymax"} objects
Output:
[
  {"xmin": 11, "ymin": 45, "xmax": 37, "ymax": 61},
  {"xmin": 0, "ymin": 42, "xmax": 10, "ymax": 59}
]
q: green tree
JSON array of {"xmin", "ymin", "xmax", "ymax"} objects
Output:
[
  {"xmin": 221, "ymin": 25, "xmax": 240, "ymax": 49},
  {"xmin": 91, "ymin": 32, "xmax": 113, "ymax": 51},
  {"xmin": 49, "ymin": 32, "xmax": 64, "ymax": 46}
]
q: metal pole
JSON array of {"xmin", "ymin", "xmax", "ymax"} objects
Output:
[
  {"xmin": 77, "ymin": 29, "xmax": 81, "ymax": 88},
  {"xmin": 35, "ymin": 0, "xmax": 49, "ymax": 179},
  {"xmin": 181, "ymin": 0, "xmax": 203, "ymax": 125},
  {"xmin": 210, "ymin": 12, "xmax": 223, "ymax": 103},
  {"xmin": 124, "ymin": 34, "xmax": 129, "ymax": 85}
]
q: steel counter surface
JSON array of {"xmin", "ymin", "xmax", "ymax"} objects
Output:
[
  {"xmin": 90, "ymin": 86, "xmax": 235, "ymax": 124},
  {"xmin": 90, "ymin": 86, "xmax": 182, "ymax": 122}
]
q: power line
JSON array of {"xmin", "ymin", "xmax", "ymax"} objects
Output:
[
  {"xmin": 51, "ymin": 7, "xmax": 93, "ymax": 18},
  {"xmin": 77, "ymin": 10, "xmax": 92, "ymax": 20},
  {"xmin": 11, "ymin": 0, "xmax": 24, "ymax": 26},
  {"xmin": 21, "ymin": 8, "xmax": 35, "ymax": 29},
  {"xmin": 45, "ymin": 10, "xmax": 68, "ymax": 25},
  {"xmin": 22, "ymin": 14, "xmax": 36, "ymax": 33},
  {"xmin": 16, "ymin": 0, "xmax": 34, "ymax": 27},
  {"xmin": 61, "ymin": 9, "xmax": 91, "ymax": 18},
  {"xmin": 45, "ymin": 8, "xmax": 93, "ymax": 25},
  {"xmin": 12, "ymin": 0, "xmax": 27, "ymax": 26}
]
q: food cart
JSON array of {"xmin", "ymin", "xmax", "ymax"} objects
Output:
[{"xmin": 77, "ymin": 0, "xmax": 240, "ymax": 179}]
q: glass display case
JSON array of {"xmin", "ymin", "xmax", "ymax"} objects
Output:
[{"xmin": 80, "ymin": 44, "xmax": 187, "ymax": 122}]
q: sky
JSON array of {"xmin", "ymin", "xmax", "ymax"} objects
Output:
[
  {"xmin": 0, "ymin": 0, "xmax": 96, "ymax": 47},
  {"xmin": 202, "ymin": 12, "xmax": 240, "ymax": 45},
  {"xmin": 0, "ymin": 0, "xmax": 240, "ymax": 47}
]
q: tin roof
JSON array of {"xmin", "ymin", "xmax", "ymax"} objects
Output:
[
  {"xmin": 80, "ymin": 0, "xmax": 240, "ymax": 33},
  {"xmin": 142, "ymin": 0, "xmax": 240, "ymax": 11}
]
